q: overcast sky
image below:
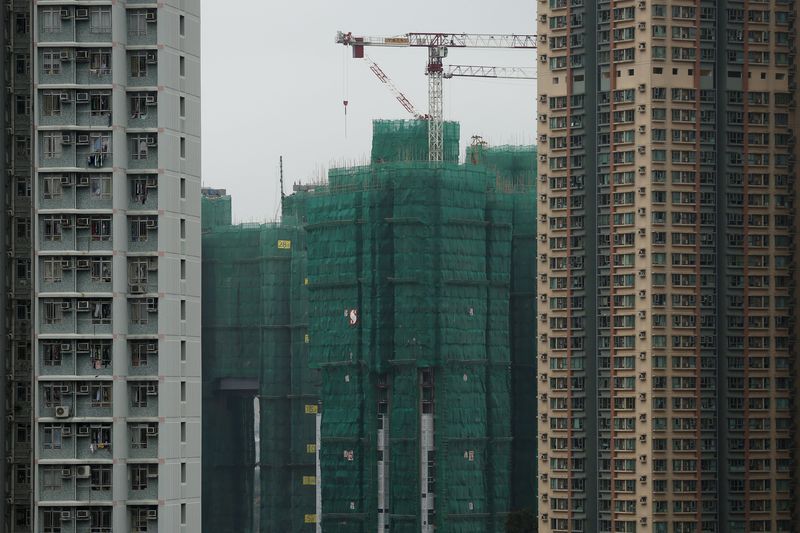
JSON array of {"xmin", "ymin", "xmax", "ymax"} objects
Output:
[{"xmin": 201, "ymin": 0, "xmax": 537, "ymax": 222}]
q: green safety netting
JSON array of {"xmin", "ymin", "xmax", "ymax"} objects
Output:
[
  {"xmin": 202, "ymin": 222, "xmax": 319, "ymax": 533},
  {"xmin": 371, "ymin": 119, "xmax": 461, "ymax": 164},
  {"xmin": 293, "ymin": 121, "xmax": 536, "ymax": 532},
  {"xmin": 201, "ymin": 193, "xmax": 232, "ymax": 232}
]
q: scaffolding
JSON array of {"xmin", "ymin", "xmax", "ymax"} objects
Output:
[
  {"xmin": 201, "ymin": 220, "xmax": 319, "ymax": 532},
  {"xmin": 295, "ymin": 121, "xmax": 536, "ymax": 531}
]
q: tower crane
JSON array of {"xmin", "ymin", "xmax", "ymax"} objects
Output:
[{"xmin": 336, "ymin": 31, "xmax": 537, "ymax": 162}]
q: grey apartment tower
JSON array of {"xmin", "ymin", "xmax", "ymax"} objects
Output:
[
  {"xmin": 536, "ymin": 0, "xmax": 798, "ymax": 531},
  {"xmin": 2, "ymin": 2, "xmax": 201, "ymax": 532}
]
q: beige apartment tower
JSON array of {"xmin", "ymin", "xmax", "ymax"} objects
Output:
[{"xmin": 536, "ymin": 0, "xmax": 796, "ymax": 531}]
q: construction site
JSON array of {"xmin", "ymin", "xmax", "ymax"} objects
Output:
[
  {"xmin": 201, "ymin": 29, "xmax": 536, "ymax": 533},
  {"xmin": 201, "ymin": 118, "xmax": 536, "ymax": 532}
]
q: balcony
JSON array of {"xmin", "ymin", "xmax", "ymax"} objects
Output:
[
  {"xmin": 128, "ymin": 298, "xmax": 158, "ymax": 335},
  {"xmin": 127, "ymin": 50, "xmax": 158, "ymax": 88},
  {"xmin": 127, "ymin": 9, "xmax": 158, "ymax": 47},
  {"xmin": 128, "ymin": 463, "xmax": 159, "ymax": 501},
  {"xmin": 128, "ymin": 133, "xmax": 159, "ymax": 170},
  {"xmin": 128, "ymin": 423, "xmax": 159, "ymax": 460},
  {"xmin": 128, "ymin": 216, "xmax": 159, "ymax": 252},
  {"xmin": 128, "ymin": 175, "xmax": 159, "ymax": 211},
  {"xmin": 129, "ymin": 342, "xmax": 159, "ymax": 377},
  {"xmin": 129, "ymin": 381, "xmax": 159, "ymax": 418}
]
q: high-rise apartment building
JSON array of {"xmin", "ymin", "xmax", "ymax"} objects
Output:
[
  {"xmin": 537, "ymin": 1, "xmax": 796, "ymax": 531},
  {"xmin": 3, "ymin": 2, "xmax": 201, "ymax": 531}
]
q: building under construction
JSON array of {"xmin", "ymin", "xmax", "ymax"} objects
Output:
[{"xmin": 201, "ymin": 120, "xmax": 537, "ymax": 532}]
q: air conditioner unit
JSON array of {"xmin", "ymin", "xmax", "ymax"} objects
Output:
[
  {"xmin": 538, "ymin": 94, "xmax": 547, "ymax": 104},
  {"xmin": 540, "ymin": 413, "xmax": 548, "ymax": 422},
  {"xmin": 639, "ymin": 434, "xmax": 647, "ymax": 442},
  {"xmin": 77, "ymin": 175, "xmax": 90, "ymax": 186},
  {"xmin": 60, "ymin": 300, "xmax": 72, "ymax": 311},
  {"xmin": 146, "ymin": 218, "xmax": 157, "ymax": 228},
  {"xmin": 146, "ymin": 342, "xmax": 158, "ymax": 352},
  {"xmin": 60, "ymin": 51, "xmax": 72, "ymax": 62},
  {"xmin": 541, "ymin": 493, "xmax": 548, "ymax": 502},
  {"xmin": 640, "ymin": 475, "xmax": 647, "ymax": 483},
  {"xmin": 147, "ymin": 257, "xmax": 158, "ymax": 270},
  {"xmin": 639, "ymin": 351, "xmax": 647, "ymax": 360},
  {"xmin": 76, "ymin": 217, "xmax": 90, "ymax": 228},
  {"xmin": 147, "ymin": 509, "xmax": 158, "ymax": 519},
  {"xmin": 638, "ymin": 331, "xmax": 646, "ymax": 339},
  {"xmin": 146, "ymin": 136, "xmax": 157, "ymax": 147},
  {"xmin": 639, "ymin": 372, "xmax": 647, "ymax": 381},
  {"xmin": 639, "ymin": 290, "xmax": 646, "ymax": 298},
  {"xmin": 146, "ymin": 425, "xmax": 158, "ymax": 436},
  {"xmin": 77, "ymin": 300, "xmax": 90, "ymax": 311},
  {"xmin": 77, "ymin": 134, "xmax": 89, "ymax": 145},
  {"xmin": 60, "ymin": 510, "xmax": 72, "ymax": 521},
  {"xmin": 540, "ymin": 393, "xmax": 547, "ymax": 401},
  {"xmin": 75, "ymin": 8, "xmax": 89, "ymax": 20},
  {"xmin": 637, "ymin": 105, "xmax": 646, "ymax": 113},
  {"xmin": 62, "ymin": 426, "xmax": 72, "ymax": 436},
  {"xmin": 637, "ymin": 145, "xmax": 646, "ymax": 154},
  {"xmin": 60, "ymin": 8, "xmax": 72, "ymax": 19},
  {"xmin": 146, "ymin": 94, "xmax": 157, "ymax": 105},
  {"xmin": 540, "ymin": 473, "xmax": 548, "ymax": 481},
  {"xmin": 638, "ymin": 42, "xmax": 646, "ymax": 51},
  {"xmin": 540, "ymin": 433, "xmax": 548, "ymax": 442},
  {"xmin": 638, "ymin": 228, "xmax": 646, "ymax": 237},
  {"xmin": 639, "ymin": 413, "xmax": 647, "ymax": 422},
  {"xmin": 60, "ymin": 384, "xmax": 70, "ymax": 393},
  {"xmin": 76, "ymin": 50, "xmax": 89, "ymax": 61},
  {"xmin": 61, "ymin": 134, "xmax": 73, "ymax": 145},
  {"xmin": 146, "ymin": 383, "xmax": 158, "ymax": 395},
  {"xmin": 539, "ymin": 14, "xmax": 547, "ymax": 23},
  {"xmin": 538, "ymin": 134, "xmax": 547, "ymax": 143},
  {"xmin": 76, "ymin": 259, "xmax": 90, "ymax": 269},
  {"xmin": 640, "ymin": 496, "xmax": 648, "ymax": 504},
  {"xmin": 638, "ymin": 83, "xmax": 646, "ymax": 93},
  {"xmin": 146, "ymin": 297, "xmax": 158, "ymax": 311},
  {"xmin": 78, "ymin": 425, "xmax": 90, "ymax": 436},
  {"xmin": 539, "ymin": 352, "xmax": 548, "ymax": 361},
  {"xmin": 638, "ymin": 21, "xmax": 646, "ymax": 30},
  {"xmin": 76, "ymin": 465, "xmax": 91, "ymax": 478},
  {"xmin": 61, "ymin": 467, "xmax": 72, "ymax": 478},
  {"xmin": 539, "ymin": 313, "xmax": 547, "ymax": 322},
  {"xmin": 61, "ymin": 259, "xmax": 72, "ymax": 269},
  {"xmin": 538, "ymin": 154, "xmax": 547, "ymax": 163},
  {"xmin": 61, "ymin": 342, "xmax": 72, "ymax": 352},
  {"xmin": 55, "ymin": 405, "xmax": 70, "ymax": 418},
  {"xmin": 539, "ymin": 254, "xmax": 547, "ymax": 262},
  {"xmin": 539, "ymin": 234, "xmax": 547, "ymax": 242},
  {"xmin": 638, "ymin": 269, "xmax": 646, "ymax": 279},
  {"xmin": 538, "ymin": 34, "xmax": 547, "ymax": 43},
  {"xmin": 538, "ymin": 114, "xmax": 547, "ymax": 123},
  {"xmin": 638, "ymin": 310, "xmax": 646, "ymax": 318},
  {"xmin": 539, "ymin": 273, "xmax": 547, "ymax": 282},
  {"xmin": 638, "ymin": 187, "xmax": 646, "ymax": 196},
  {"xmin": 146, "ymin": 11, "xmax": 157, "ymax": 22},
  {"xmin": 539, "ymin": 194, "xmax": 547, "ymax": 202},
  {"xmin": 77, "ymin": 342, "xmax": 90, "ymax": 352},
  {"xmin": 638, "ymin": 166, "xmax": 646, "ymax": 175},
  {"xmin": 637, "ymin": 207, "xmax": 646, "ymax": 215},
  {"xmin": 638, "ymin": 249, "xmax": 646, "ymax": 257},
  {"xmin": 640, "ymin": 517, "xmax": 647, "ymax": 526},
  {"xmin": 76, "ymin": 509, "xmax": 90, "ymax": 520},
  {"xmin": 540, "ymin": 373, "xmax": 548, "ymax": 382},
  {"xmin": 539, "ymin": 294, "xmax": 547, "ymax": 302},
  {"xmin": 638, "ymin": 0, "xmax": 646, "ymax": 8},
  {"xmin": 146, "ymin": 51, "xmax": 158, "ymax": 64},
  {"xmin": 78, "ymin": 384, "xmax": 89, "ymax": 394},
  {"xmin": 130, "ymin": 284, "xmax": 144, "ymax": 294}
]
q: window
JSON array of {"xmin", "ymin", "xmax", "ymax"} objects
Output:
[
  {"xmin": 90, "ymin": 175, "xmax": 111, "ymax": 198},
  {"xmin": 42, "ymin": 466, "xmax": 63, "ymax": 490},
  {"xmin": 42, "ymin": 300, "xmax": 64, "ymax": 325},
  {"xmin": 42, "ymin": 425, "xmax": 63, "ymax": 450},
  {"xmin": 180, "ymin": 137, "xmax": 186, "ymax": 158},
  {"xmin": 15, "ymin": 13, "xmax": 29, "ymax": 34},
  {"xmin": 181, "ymin": 382, "xmax": 186, "ymax": 402},
  {"xmin": 90, "ymin": 382, "xmax": 112, "ymax": 407},
  {"xmin": 131, "ymin": 424, "xmax": 149, "ymax": 449},
  {"xmin": 131, "ymin": 464, "xmax": 157, "ymax": 490},
  {"xmin": 180, "ymin": 55, "xmax": 185, "ymax": 76},
  {"xmin": 42, "ymin": 91, "xmax": 62, "ymax": 116},
  {"xmin": 43, "ymin": 258, "xmax": 64, "ymax": 283},
  {"xmin": 42, "ymin": 132, "xmax": 62, "ymax": 159},
  {"xmin": 131, "ymin": 382, "xmax": 155, "ymax": 407},
  {"xmin": 131, "ymin": 300, "xmax": 151, "ymax": 325},
  {"xmin": 131, "ymin": 135, "xmax": 152, "ymax": 160},
  {"xmin": 43, "ymin": 216, "xmax": 63, "ymax": 241},
  {"xmin": 91, "ymin": 465, "xmax": 112, "ymax": 491},
  {"xmin": 130, "ymin": 52, "xmax": 148, "ymax": 78},
  {"xmin": 43, "ymin": 508, "xmax": 61, "ymax": 533},
  {"xmin": 89, "ymin": 342, "xmax": 111, "ymax": 369},
  {"xmin": 130, "ymin": 93, "xmax": 151, "ymax": 119},
  {"xmin": 41, "ymin": 8, "xmax": 62, "ymax": 33},
  {"xmin": 129, "ymin": 10, "xmax": 148, "ymax": 36},
  {"xmin": 42, "ymin": 382, "xmax": 62, "ymax": 407},
  {"xmin": 42, "ymin": 51, "xmax": 61, "ymax": 75},
  {"xmin": 132, "ymin": 507, "xmax": 154, "ymax": 532},
  {"xmin": 15, "ymin": 136, "xmax": 30, "ymax": 159},
  {"xmin": 180, "ymin": 259, "xmax": 186, "ymax": 280},
  {"xmin": 16, "ymin": 177, "xmax": 30, "ymax": 197},
  {"xmin": 181, "ymin": 299, "xmax": 186, "ymax": 320},
  {"xmin": 90, "ymin": 217, "xmax": 111, "ymax": 241},
  {"xmin": 130, "ymin": 216, "xmax": 155, "ymax": 242},
  {"xmin": 16, "ymin": 259, "xmax": 31, "ymax": 282},
  {"xmin": 42, "ymin": 175, "xmax": 63, "ymax": 199},
  {"xmin": 89, "ymin": 7, "xmax": 111, "ymax": 33},
  {"xmin": 90, "ymin": 301, "xmax": 112, "ymax": 325},
  {"xmin": 131, "ymin": 342, "xmax": 150, "ymax": 367},
  {"xmin": 180, "ymin": 15, "xmax": 185, "ymax": 36},
  {"xmin": 180, "ymin": 178, "xmax": 186, "ymax": 199},
  {"xmin": 90, "ymin": 92, "xmax": 111, "ymax": 116},
  {"xmin": 15, "ymin": 95, "xmax": 30, "ymax": 115},
  {"xmin": 42, "ymin": 343, "xmax": 62, "ymax": 367},
  {"xmin": 129, "ymin": 258, "xmax": 150, "ymax": 286},
  {"xmin": 15, "ymin": 54, "xmax": 28, "ymax": 77},
  {"xmin": 89, "ymin": 50, "xmax": 111, "ymax": 75},
  {"xmin": 90, "ymin": 508, "xmax": 112, "ymax": 533},
  {"xmin": 91, "ymin": 257, "xmax": 112, "ymax": 283},
  {"xmin": 180, "ymin": 219, "xmax": 186, "ymax": 239},
  {"xmin": 180, "ymin": 96, "xmax": 186, "ymax": 117}
]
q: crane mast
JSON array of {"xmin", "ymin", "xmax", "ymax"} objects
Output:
[{"xmin": 336, "ymin": 31, "xmax": 537, "ymax": 162}]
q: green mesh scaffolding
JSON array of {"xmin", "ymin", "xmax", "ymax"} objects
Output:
[
  {"xmin": 371, "ymin": 119, "xmax": 461, "ymax": 163},
  {"xmin": 202, "ymin": 220, "xmax": 319, "ymax": 533},
  {"xmin": 294, "ymin": 121, "xmax": 536, "ymax": 532},
  {"xmin": 201, "ymin": 189, "xmax": 232, "ymax": 232}
]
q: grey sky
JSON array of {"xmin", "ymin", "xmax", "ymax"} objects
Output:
[{"xmin": 201, "ymin": 0, "xmax": 537, "ymax": 222}]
